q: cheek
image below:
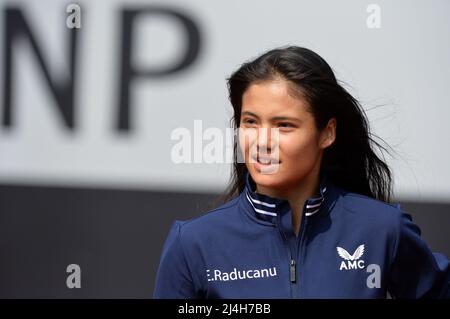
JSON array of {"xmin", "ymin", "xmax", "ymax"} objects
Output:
[{"xmin": 279, "ymin": 133, "xmax": 320, "ymax": 164}]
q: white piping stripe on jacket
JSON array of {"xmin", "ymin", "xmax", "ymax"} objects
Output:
[
  {"xmin": 305, "ymin": 208, "xmax": 320, "ymax": 216},
  {"xmin": 245, "ymin": 175, "xmax": 327, "ymax": 218},
  {"xmin": 247, "ymin": 195, "xmax": 277, "ymax": 208},
  {"xmin": 305, "ymin": 188, "xmax": 327, "ymax": 216},
  {"xmin": 306, "ymin": 202, "xmax": 322, "ymax": 209},
  {"xmin": 245, "ymin": 192, "xmax": 277, "ymax": 217}
]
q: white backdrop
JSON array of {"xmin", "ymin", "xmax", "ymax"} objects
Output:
[{"xmin": 0, "ymin": 0, "xmax": 449, "ymax": 202}]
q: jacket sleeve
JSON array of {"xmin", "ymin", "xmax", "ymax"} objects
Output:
[
  {"xmin": 153, "ymin": 221, "xmax": 200, "ymax": 299},
  {"xmin": 387, "ymin": 211, "xmax": 450, "ymax": 299}
]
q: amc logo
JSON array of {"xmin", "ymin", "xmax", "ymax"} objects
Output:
[{"xmin": 337, "ymin": 245, "xmax": 366, "ymax": 271}]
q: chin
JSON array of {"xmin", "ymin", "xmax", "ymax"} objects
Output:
[{"xmin": 249, "ymin": 168, "xmax": 284, "ymax": 188}]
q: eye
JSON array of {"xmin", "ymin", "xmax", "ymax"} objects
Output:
[
  {"xmin": 242, "ymin": 118, "xmax": 257, "ymax": 125},
  {"xmin": 278, "ymin": 122, "xmax": 294, "ymax": 128}
]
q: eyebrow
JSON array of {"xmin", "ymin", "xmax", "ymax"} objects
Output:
[{"xmin": 241, "ymin": 111, "xmax": 301, "ymax": 122}]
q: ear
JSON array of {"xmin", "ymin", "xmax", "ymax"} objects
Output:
[{"xmin": 319, "ymin": 118, "xmax": 336, "ymax": 149}]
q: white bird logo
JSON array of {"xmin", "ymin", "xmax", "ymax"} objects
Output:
[{"xmin": 336, "ymin": 244, "xmax": 365, "ymax": 261}]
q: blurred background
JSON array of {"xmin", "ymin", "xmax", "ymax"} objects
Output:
[{"xmin": 0, "ymin": 0, "xmax": 449, "ymax": 298}]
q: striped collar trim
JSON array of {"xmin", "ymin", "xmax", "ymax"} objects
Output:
[{"xmin": 244, "ymin": 172, "xmax": 328, "ymax": 221}]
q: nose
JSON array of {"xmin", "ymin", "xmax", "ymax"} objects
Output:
[{"xmin": 257, "ymin": 127, "xmax": 278, "ymax": 155}]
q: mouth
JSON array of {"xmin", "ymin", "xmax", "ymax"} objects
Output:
[{"xmin": 252, "ymin": 155, "xmax": 280, "ymax": 165}]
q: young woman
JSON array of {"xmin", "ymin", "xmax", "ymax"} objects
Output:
[{"xmin": 154, "ymin": 46, "xmax": 450, "ymax": 299}]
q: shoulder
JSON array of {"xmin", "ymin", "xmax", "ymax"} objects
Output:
[
  {"xmin": 175, "ymin": 195, "xmax": 242, "ymax": 242},
  {"xmin": 336, "ymin": 187, "xmax": 403, "ymax": 226},
  {"xmin": 332, "ymin": 187, "xmax": 407, "ymax": 253}
]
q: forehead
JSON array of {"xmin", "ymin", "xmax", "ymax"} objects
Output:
[{"xmin": 241, "ymin": 80, "xmax": 310, "ymax": 116}]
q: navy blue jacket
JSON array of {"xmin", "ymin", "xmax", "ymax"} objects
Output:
[{"xmin": 154, "ymin": 172, "xmax": 450, "ymax": 299}]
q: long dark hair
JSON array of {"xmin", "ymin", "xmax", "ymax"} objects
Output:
[{"xmin": 219, "ymin": 46, "xmax": 394, "ymax": 204}]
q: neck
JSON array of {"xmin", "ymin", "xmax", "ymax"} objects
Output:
[{"xmin": 256, "ymin": 170, "xmax": 321, "ymax": 236}]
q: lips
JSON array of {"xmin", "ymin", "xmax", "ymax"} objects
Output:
[{"xmin": 252, "ymin": 155, "xmax": 280, "ymax": 164}]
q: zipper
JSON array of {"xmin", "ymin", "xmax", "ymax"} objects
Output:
[
  {"xmin": 295, "ymin": 203, "xmax": 309, "ymax": 298},
  {"xmin": 277, "ymin": 202, "xmax": 310, "ymax": 298},
  {"xmin": 276, "ymin": 215, "xmax": 297, "ymax": 298},
  {"xmin": 290, "ymin": 259, "xmax": 296, "ymax": 283}
]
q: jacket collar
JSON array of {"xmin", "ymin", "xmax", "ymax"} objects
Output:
[{"xmin": 240, "ymin": 171, "xmax": 336, "ymax": 225}]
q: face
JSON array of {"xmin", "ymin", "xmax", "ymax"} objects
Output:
[{"xmin": 238, "ymin": 80, "xmax": 336, "ymax": 197}]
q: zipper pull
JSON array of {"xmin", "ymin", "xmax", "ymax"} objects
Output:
[{"xmin": 290, "ymin": 259, "xmax": 296, "ymax": 283}]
